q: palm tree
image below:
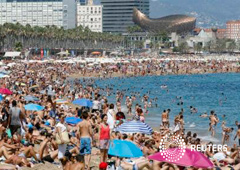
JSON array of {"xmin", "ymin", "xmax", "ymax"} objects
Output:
[{"xmin": 0, "ymin": 23, "xmax": 123, "ymax": 51}]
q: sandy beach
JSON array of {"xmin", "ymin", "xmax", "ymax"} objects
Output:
[{"xmin": 0, "ymin": 55, "xmax": 239, "ymax": 170}]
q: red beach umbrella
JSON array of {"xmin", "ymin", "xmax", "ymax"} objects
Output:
[{"xmin": 0, "ymin": 88, "xmax": 13, "ymax": 95}]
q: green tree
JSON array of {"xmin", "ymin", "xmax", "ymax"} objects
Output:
[
  {"xmin": 204, "ymin": 40, "xmax": 214, "ymax": 53},
  {"xmin": 227, "ymin": 41, "xmax": 236, "ymax": 53},
  {"xmin": 127, "ymin": 25, "xmax": 142, "ymax": 33},
  {"xmin": 194, "ymin": 42, "xmax": 202, "ymax": 54},
  {"xmin": 215, "ymin": 39, "xmax": 226, "ymax": 53},
  {"xmin": 178, "ymin": 42, "xmax": 189, "ymax": 54},
  {"xmin": 172, "ymin": 46, "xmax": 179, "ymax": 53},
  {"xmin": 15, "ymin": 41, "xmax": 22, "ymax": 51}
]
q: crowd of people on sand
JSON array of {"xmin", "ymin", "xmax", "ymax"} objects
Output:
[
  {"xmin": 20, "ymin": 54, "xmax": 240, "ymax": 78},
  {"xmin": 0, "ymin": 55, "xmax": 239, "ymax": 170}
]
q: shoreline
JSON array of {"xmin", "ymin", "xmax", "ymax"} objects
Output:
[{"xmin": 69, "ymin": 70, "xmax": 240, "ymax": 79}]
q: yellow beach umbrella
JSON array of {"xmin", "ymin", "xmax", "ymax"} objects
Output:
[
  {"xmin": 30, "ymin": 85, "xmax": 39, "ymax": 89},
  {"xmin": 16, "ymin": 82, "xmax": 26, "ymax": 86}
]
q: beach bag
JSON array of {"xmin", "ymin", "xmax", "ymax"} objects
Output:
[
  {"xmin": 56, "ymin": 131, "xmax": 70, "ymax": 144},
  {"xmin": 6, "ymin": 128, "xmax": 12, "ymax": 138}
]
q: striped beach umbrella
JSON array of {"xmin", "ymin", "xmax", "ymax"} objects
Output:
[
  {"xmin": 114, "ymin": 120, "xmax": 153, "ymax": 135},
  {"xmin": 24, "ymin": 95, "xmax": 40, "ymax": 102},
  {"xmin": 55, "ymin": 99, "xmax": 69, "ymax": 105}
]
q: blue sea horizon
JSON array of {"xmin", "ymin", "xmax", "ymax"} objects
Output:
[{"xmin": 77, "ymin": 73, "xmax": 240, "ymax": 145}]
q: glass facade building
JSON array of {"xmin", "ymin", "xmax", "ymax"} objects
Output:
[
  {"xmin": 0, "ymin": 0, "xmax": 76, "ymax": 29},
  {"xmin": 79, "ymin": 0, "xmax": 87, "ymax": 5},
  {"xmin": 101, "ymin": 0, "xmax": 149, "ymax": 33}
]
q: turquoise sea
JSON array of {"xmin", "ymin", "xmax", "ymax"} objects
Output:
[{"xmin": 90, "ymin": 73, "xmax": 240, "ymax": 145}]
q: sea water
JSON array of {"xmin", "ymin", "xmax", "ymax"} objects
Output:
[{"xmin": 76, "ymin": 73, "xmax": 240, "ymax": 145}]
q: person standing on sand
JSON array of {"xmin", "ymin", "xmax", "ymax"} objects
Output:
[
  {"xmin": 99, "ymin": 114, "xmax": 110, "ymax": 163},
  {"xmin": 107, "ymin": 104, "xmax": 115, "ymax": 131},
  {"xmin": 161, "ymin": 110, "xmax": 168, "ymax": 128},
  {"xmin": 77, "ymin": 111, "xmax": 92, "ymax": 170},
  {"xmin": 56, "ymin": 114, "xmax": 68, "ymax": 162},
  {"xmin": 7, "ymin": 100, "xmax": 26, "ymax": 140}
]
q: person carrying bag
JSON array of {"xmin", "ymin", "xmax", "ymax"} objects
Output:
[{"xmin": 56, "ymin": 114, "xmax": 69, "ymax": 161}]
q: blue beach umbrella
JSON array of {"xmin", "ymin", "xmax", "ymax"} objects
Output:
[
  {"xmin": 0, "ymin": 73, "xmax": 5, "ymax": 78},
  {"xmin": 108, "ymin": 140, "xmax": 143, "ymax": 158},
  {"xmin": 72, "ymin": 99, "xmax": 93, "ymax": 107},
  {"xmin": 24, "ymin": 95, "xmax": 40, "ymax": 102},
  {"xmin": 114, "ymin": 120, "xmax": 153, "ymax": 135},
  {"xmin": 0, "ymin": 73, "xmax": 9, "ymax": 78},
  {"xmin": 65, "ymin": 117, "xmax": 82, "ymax": 125},
  {"xmin": 0, "ymin": 95, "xmax": 3, "ymax": 101},
  {"xmin": 24, "ymin": 103, "xmax": 44, "ymax": 111},
  {"xmin": 40, "ymin": 90, "xmax": 55, "ymax": 96}
]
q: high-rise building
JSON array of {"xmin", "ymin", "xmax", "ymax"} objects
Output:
[
  {"xmin": 77, "ymin": 3, "xmax": 102, "ymax": 32},
  {"xmin": 79, "ymin": 0, "xmax": 88, "ymax": 5},
  {"xmin": 226, "ymin": 20, "xmax": 240, "ymax": 40},
  {"xmin": 0, "ymin": 0, "xmax": 76, "ymax": 29},
  {"xmin": 101, "ymin": 0, "xmax": 149, "ymax": 33}
]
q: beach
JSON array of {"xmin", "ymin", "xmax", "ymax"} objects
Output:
[{"xmin": 0, "ymin": 54, "xmax": 239, "ymax": 170}]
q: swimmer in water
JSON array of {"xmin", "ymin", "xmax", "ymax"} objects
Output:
[
  {"xmin": 200, "ymin": 112, "xmax": 208, "ymax": 118},
  {"xmin": 190, "ymin": 106, "xmax": 197, "ymax": 114}
]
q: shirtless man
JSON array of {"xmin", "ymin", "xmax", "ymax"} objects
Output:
[
  {"xmin": 39, "ymin": 133, "xmax": 58, "ymax": 163},
  {"xmin": 209, "ymin": 111, "xmax": 219, "ymax": 137},
  {"xmin": 234, "ymin": 125, "xmax": 240, "ymax": 146},
  {"xmin": 161, "ymin": 110, "xmax": 168, "ymax": 128},
  {"xmin": 142, "ymin": 140, "xmax": 156, "ymax": 156},
  {"xmin": 76, "ymin": 111, "xmax": 92, "ymax": 170},
  {"xmin": 64, "ymin": 155, "xmax": 85, "ymax": 170}
]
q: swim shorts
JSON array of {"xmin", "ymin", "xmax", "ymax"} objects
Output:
[
  {"xmin": 79, "ymin": 137, "xmax": 91, "ymax": 155},
  {"xmin": 99, "ymin": 139, "xmax": 109, "ymax": 150},
  {"xmin": 43, "ymin": 155, "xmax": 54, "ymax": 163}
]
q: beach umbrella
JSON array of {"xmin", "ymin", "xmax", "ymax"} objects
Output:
[
  {"xmin": 91, "ymin": 51, "xmax": 101, "ymax": 55},
  {"xmin": 24, "ymin": 95, "xmax": 40, "ymax": 102},
  {"xmin": 15, "ymin": 82, "xmax": 26, "ymax": 86},
  {"xmin": 108, "ymin": 140, "xmax": 143, "ymax": 158},
  {"xmin": 30, "ymin": 85, "xmax": 39, "ymax": 89},
  {"xmin": 46, "ymin": 66, "xmax": 55, "ymax": 70},
  {"xmin": 24, "ymin": 103, "xmax": 44, "ymax": 111},
  {"xmin": 65, "ymin": 117, "xmax": 82, "ymax": 125},
  {"xmin": 40, "ymin": 90, "xmax": 55, "ymax": 96},
  {"xmin": 0, "ymin": 95, "xmax": 3, "ymax": 101},
  {"xmin": 0, "ymin": 73, "xmax": 8, "ymax": 78},
  {"xmin": 55, "ymin": 99, "xmax": 69, "ymax": 105},
  {"xmin": 114, "ymin": 120, "xmax": 153, "ymax": 135},
  {"xmin": 0, "ymin": 88, "xmax": 12, "ymax": 95},
  {"xmin": 148, "ymin": 148, "xmax": 214, "ymax": 169},
  {"xmin": 72, "ymin": 99, "xmax": 93, "ymax": 107}
]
